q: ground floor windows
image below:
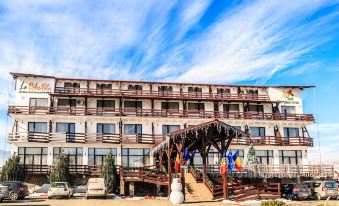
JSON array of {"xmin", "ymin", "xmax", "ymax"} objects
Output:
[
  {"xmin": 122, "ymin": 148, "xmax": 150, "ymax": 167},
  {"xmin": 88, "ymin": 148, "xmax": 117, "ymax": 165},
  {"xmin": 256, "ymin": 150, "xmax": 273, "ymax": 165},
  {"xmin": 279, "ymin": 150, "xmax": 302, "ymax": 164},
  {"xmin": 53, "ymin": 147, "xmax": 83, "ymax": 165},
  {"xmin": 18, "ymin": 147, "xmax": 48, "ymax": 165}
]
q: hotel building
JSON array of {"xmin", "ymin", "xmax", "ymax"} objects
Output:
[{"xmin": 8, "ymin": 73, "xmax": 317, "ymax": 180}]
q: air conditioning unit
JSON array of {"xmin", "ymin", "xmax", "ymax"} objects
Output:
[{"xmin": 77, "ymin": 99, "xmax": 85, "ymax": 106}]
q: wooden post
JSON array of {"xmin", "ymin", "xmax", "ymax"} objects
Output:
[
  {"xmin": 167, "ymin": 147, "xmax": 172, "ymax": 198},
  {"xmin": 223, "ymin": 169, "xmax": 228, "ymax": 200},
  {"xmin": 180, "ymin": 149, "xmax": 185, "ymax": 201}
]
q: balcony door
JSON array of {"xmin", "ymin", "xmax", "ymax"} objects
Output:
[
  {"xmin": 64, "ymin": 82, "xmax": 80, "ymax": 93},
  {"xmin": 124, "ymin": 101, "xmax": 142, "ymax": 115},
  {"xmin": 56, "ymin": 123, "xmax": 75, "ymax": 141},
  {"xmin": 97, "ymin": 100, "xmax": 115, "ymax": 115},
  {"xmin": 28, "ymin": 122, "xmax": 48, "ymax": 141},
  {"xmin": 124, "ymin": 124, "xmax": 142, "ymax": 143}
]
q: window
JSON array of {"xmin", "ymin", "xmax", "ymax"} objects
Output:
[
  {"xmin": 279, "ymin": 150, "xmax": 302, "ymax": 164},
  {"xmin": 56, "ymin": 123, "xmax": 75, "ymax": 141},
  {"xmin": 223, "ymin": 104, "xmax": 239, "ymax": 112},
  {"xmin": 256, "ymin": 150, "xmax": 273, "ymax": 165},
  {"xmin": 217, "ymin": 88, "xmax": 230, "ymax": 97},
  {"xmin": 96, "ymin": 83, "xmax": 112, "ymax": 94},
  {"xmin": 124, "ymin": 124, "xmax": 142, "ymax": 134},
  {"xmin": 158, "ymin": 86, "xmax": 173, "ymax": 96},
  {"xmin": 188, "ymin": 87, "xmax": 202, "ymax": 97},
  {"xmin": 248, "ymin": 105, "xmax": 264, "ymax": 113},
  {"xmin": 29, "ymin": 98, "xmax": 48, "ymax": 107},
  {"xmin": 162, "ymin": 125, "xmax": 180, "ymax": 134},
  {"xmin": 250, "ymin": 127, "xmax": 265, "ymax": 137},
  {"xmin": 195, "ymin": 150, "xmax": 218, "ymax": 165},
  {"xmin": 122, "ymin": 148, "xmax": 150, "ymax": 167},
  {"xmin": 28, "ymin": 122, "xmax": 47, "ymax": 133},
  {"xmin": 188, "ymin": 103, "xmax": 205, "ymax": 111},
  {"xmin": 97, "ymin": 123, "xmax": 115, "ymax": 134},
  {"xmin": 18, "ymin": 147, "xmax": 48, "ymax": 165},
  {"xmin": 128, "ymin": 85, "xmax": 142, "ymax": 91},
  {"xmin": 124, "ymin": 101, "xmax": 142, "ymax": 109},
  {"xmin": 88, "ymin": 148, "xmax": 117, "ymax": 165},
  {"xmin": 161, "ymin": 102, "xmax": 179, "ymax": 110},
  {"xmin": 57, "ymin": 99, "xmax": 76, "ymax": 107},
  {"xmin": 53, "ymin": 147, "xmax": 83, "ymax": 165},
  {"xmin": 64, "ymin": 82, "xmax": 80, "ymax": 88},
  {"xmin": 283, "ymin": 128, "xmax": 299, "ymax": 138},
  {"xmin": 281, "ymin": 106, "xmax": 296, "ymax": 114},
  {"xmin": 97, "ymin": 100, "xmax": 115, "ymax": 108}
]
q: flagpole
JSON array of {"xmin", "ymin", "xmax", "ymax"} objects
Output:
[{"xmin": 223, "ymin": 166, "xmax": 228, "ymax": 200}]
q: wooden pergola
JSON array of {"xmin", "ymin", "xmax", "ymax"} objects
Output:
[{"xmin": 152, "ymin": 119, "xmax": 248, "ymax": 200}]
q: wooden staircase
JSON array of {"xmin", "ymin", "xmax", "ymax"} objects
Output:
[{"xmin": 184, "ymin": 173, "xmax": 213, "ymax": 201}]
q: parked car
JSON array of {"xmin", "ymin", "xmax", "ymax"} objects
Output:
[
  {"xmin": 48, "ymin": 182, "xmax": 73, "ymax": 199},
  {"xmin": 86, "ymin": 178, "xmax": 107, "ymax": 198},
  {"xmin": 0, "ymin": 184, "xmax": 9, "ymax": 203},
  {"xmin": 0, "ymin": 181, "xmax": 29, "ymax": 200},
  {"xmin": 303, "ymin": 181, "xmax": 338, "ymax": 200},
  {"xmin": 281, "ymin": 183, "xmax": 312, "ymax": 200}
]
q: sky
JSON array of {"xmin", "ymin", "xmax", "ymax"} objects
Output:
[{"xmin": 0, "ymin": 0, "xmax": 339, "ymax": 163}]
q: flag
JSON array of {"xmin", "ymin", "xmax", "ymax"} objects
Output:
[
  {"xmin": 233, "ymin": 150, "xmax": 242, "ymax": 171},
  {"xmin": 174, "ymin": 152, "xmax": 180, "ymax": 172},
  {"xmin": 227, "ymin": 150, "xmax": 235, "ymax": 172},
  {"xmin": 219, "ymin": 157, "xmax": 227, "ymax": 175},
  {"xmin": 183, "ymin": 149, "xmax": 190, "ymax": 163}
]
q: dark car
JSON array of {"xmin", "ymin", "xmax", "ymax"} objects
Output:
[
  {"xmin": 0, "ymin": 181, "xmax": 29, "ymax": 200},
  {"xmin": 281, "ymin": 184, "xmax": 312, "ymax": 200}
]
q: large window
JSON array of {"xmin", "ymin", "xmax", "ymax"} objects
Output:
[
  {"xmin": 223, "ymin": 104, "xmax": 239, "ymax": 112},
  {"xmin": 217, "ymin": 88, "xmax": 230, "ymax": 97},
  {"xmin": 56, "ymin": 123, "xmax": 75, "ymax": 140},
  {"xmin": 256, "ymin": 150, "xmax": 273, "ymax": 165},
  {"xmin": 158, "ymin": 86, "xmax": 173, "ymax": 96},
  {"xmin": 64, "ymin": 82, "xmax": 80, "ymax": 88},
  {"xmin": 29, "ymin": 98, "xmax": 48, "ymax": 107},
  {"xmin": 28, "ymin": 122, "xmax": 47, "ymax": 133},
  {"xmin": 283, "ymin": 128, "xmax": 299, "ymax": 137},
  {"xmin": 250, "ymin": 127, "xmax": 265, "ymax": 137},
  {"xmin": 279, "ymin": 150, "xmax": 302, "ymax": 165},
  {"xmin": 97, "ymin": 123, "xmax": 115, "ymax": 134},
  {"xmin": 188, "ymin": 87, "xmax": 202, "ymax": 94},
  {"xmin": 18, "ymin": 147, "xmax": 48, "ymax": 165},
  {"xmin": 124, "ymin": 101, "xmax": 142, "ymax": 109},
  {"xmin": 248, "ymin": 105, "xmax": 264, "ymax": 113},
  {"xmin": 124, "ymin": 124, "xmax": 142, "ymax": 134},
  {"xmin": 188, "ymin": 103, "xmax": 205, "ymax": 111},
  {"xmin": 128, "ymin": 85, "xmax": 142, "ymax": 91},
  {"xmin": 162, "ymin": 125, "xmax": 180, "ymax": 134},
  {"xmin": 96, "ymin": 84, "xmax": 112, "ymax": 94},
  {"xmin": 57, "ymin": 99, "xmax": 76, "ymax": 107},
  {"xmin": 97, "ymin": 100, "xmax": 115, "ymax": 108},
  {"xmin": 161, "ymin": 102, "xmax": 179, "ymax": 111},
  {"xmin": 88, "ymin": 148, "xmax": 117, "ymax": 165},
  {"xmin": 122, "ymin": 148, "xmax": 150, "ymax": 167},
  {"xmin": 53, "ymin": 147, "xmax": 83, "ymax": 165}
]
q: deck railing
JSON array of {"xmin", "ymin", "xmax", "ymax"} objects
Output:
[
  {"xmin": 231, "ymin": 136, "xmax": 313, "ymax": 146},
  {"xmin": 8, "ymin": 106, "xmax": 315, "ymax": 122},
  {"xmin": 8, "ymin": 132, "xmax": 166, "ymax": 144},
  {"xmin": 53, "ymin": 87, "xmax": 271, "ymax": 102}
]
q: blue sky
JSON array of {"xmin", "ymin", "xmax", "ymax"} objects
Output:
[{"xmin": 0, "ymin": 0, "xmax": 339, "ymax": 163}]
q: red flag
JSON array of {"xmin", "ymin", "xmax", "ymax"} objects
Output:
[
  {"xmin": 219, "ymin": 157, "xmax": 227, "ymax": 175},
  {"xmin": 174, "ymin": 152, "xmax": 180, "ymax": 172}
]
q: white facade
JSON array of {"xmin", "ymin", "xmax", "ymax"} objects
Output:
[{"xmin": 8, "ymin": 73, "xmax": 315, "ymax": 171}]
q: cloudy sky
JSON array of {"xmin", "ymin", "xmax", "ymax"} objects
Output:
[{"xmin": 0, "ymin": 0, "xmax": 339, "ymax": 163}]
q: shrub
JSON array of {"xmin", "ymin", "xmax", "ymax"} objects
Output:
[
  {"xmin": 260, "ymin": 200, "xmax": 286, "ymax": 206},
  {"xmin": 101, "ymin": 153, "xmax": 117, "ymax": 193},
  {"xmin": 49, "ymin": 152, "xmax": 70, "ymax": 184},
  {"xmin": 0, "ymin": 155, "xmax": 25, "ymax": 181}
]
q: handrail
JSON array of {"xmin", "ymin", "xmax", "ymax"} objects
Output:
[
  {"xmin": 8, "ymin": 106, "xmax": 315, "ymax": 122},
  {"xmin": 53, "ymin": 87, "xmax": 271, "ymax": 102}
]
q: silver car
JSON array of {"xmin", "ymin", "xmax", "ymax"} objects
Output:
[
  {"xmin": 48, "ymin": 182, "xmax": 73, "ymax": 199},
  {"xmin": 0, "ymin": 184, "xmax": 9, "ymax": 203}
]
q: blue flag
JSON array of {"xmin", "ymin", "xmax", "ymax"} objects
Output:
[
  {"xmin": 227, "ymin": 150, "xmax": 235, "ymax": 172},
  {"xmin": 184, "ymin": 149, "xmax": 190, "ymax": 162}
]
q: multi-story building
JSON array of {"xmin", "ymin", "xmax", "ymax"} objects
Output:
[{"xmin": 8, "ymin": 72, "xmax": 316, "ymax": 179}]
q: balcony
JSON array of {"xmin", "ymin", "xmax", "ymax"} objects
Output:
[
  {"xmin": 53, "ymin": 87, "xmax": 272, "ymax": 102},
  {"xmin": 8, "ymin": 106, "xmax": 315, "ymax": 122},
  {"xmin": 8, "ymin": 132, "xmax": 165, "ymax": 144},
  {"xmin": 231, "ymin": 136, "xmax": 313, "ymax": 146}
]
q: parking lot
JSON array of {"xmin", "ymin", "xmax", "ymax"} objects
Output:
[{"xmin": 0, "ymin": 197, "xmax": 338, "ymax": 206}]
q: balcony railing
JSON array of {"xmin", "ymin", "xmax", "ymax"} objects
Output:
[
  {"xmin": 8, "ymin": 106, "xmax": 315, "ymax": 122},
  {"xmin": 8, "ymin": 132, "xmax": 165, "ymax": 144},
  {"xmin": 53, "ymin": 87, "xmax": 271, "ymax": 102},
  {"xmin": 231, "ymin": 136, "xmax": 313, "ymax": 146}
]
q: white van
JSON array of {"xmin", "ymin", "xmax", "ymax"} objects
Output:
[{"xmin": 86, "ymin": 178, "xmax": 107, "ymax": 198}]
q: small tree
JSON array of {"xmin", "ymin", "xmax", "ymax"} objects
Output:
[
  {"xmin": 49, "ymin": 152, "xmax": 70, "ymax": 183},
  {"xmin": 246, "ymin": 143, "xmax": 259, "ymax": 167},
  {"xmin": 101, "ymin": 153, "xmax": 117, "ymax": 193},
  {"xmin": 0, "ymin": 155, "xmax": 25, "ymax": 181}
]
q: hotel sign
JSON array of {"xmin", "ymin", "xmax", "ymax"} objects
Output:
[
  {"xmin": 19, "ymin": 81, "xmax": 52, "ymax": 94},
  {"xmin": 282, "ymin": 89, "xmax": 299, "ymax": 104}
]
